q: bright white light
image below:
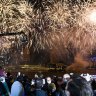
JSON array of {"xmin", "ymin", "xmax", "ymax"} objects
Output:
[{"xmin": 89, "ymin": 10, "xmax": 96, "ymax": 23}]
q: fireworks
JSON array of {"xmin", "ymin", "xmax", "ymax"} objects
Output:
[
  {"xmin": 70, "ymin": 1, "xmax": 96, "ymax": 53},
  {"xmin": 46, "ymin": 0, "xmax": 96, "ymax": 54},
  {"xmin": 1, "ymin": 0, "xmax": 96, "ymax": 54},
  {"xmin": 0, "ymin": 0, "xmax": 33, "ymax": 52},
  {"xmin": 0, "ymin": 0, "xmax": 33, "ymax": 33}
]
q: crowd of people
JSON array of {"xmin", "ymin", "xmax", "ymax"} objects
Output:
[{"xmin": 0, "ymin": 66, "xmax": 96, "ymax": 96}]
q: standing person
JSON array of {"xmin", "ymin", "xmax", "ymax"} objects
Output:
[
  {"xmin": 10, "ymin": 76, "xmax": 24, "ymax": 96},
  {"xmin": 0, "ymin": 66, "xmax": 10, "ymax": 96},
  {"xmin": 52, "ymin": 77, "xmax": 67, "ymax": 96},
  {"xmin": 0, "ymin": 66, "xmax": 6, "ymax": 77},
  {"xmin": 6, "ymin": 72, "xmax": 13, "ymax": 92},
  {"xmin": 31, "ymin": 78, "xmax": 47, "ymax": 96},
  {"xmin": 91, "ymin": 79, "xmax": 96, "ymax": 96},
  {"xmin": 42, "ymin": 77, "xmax": 56, "ymax": 96},
  {"xmin": 65, "ymin": 75, "xmax": 93, "ymax": 96}
]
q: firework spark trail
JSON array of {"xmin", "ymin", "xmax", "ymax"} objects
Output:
[
  {"xmin": 0, "ymin": 0, "xmax": 33, "ymax": 33},
  {"xmin": 1, "ymin": 0, "xmax": 96, "ymax": 53},
  {"xmin": 69, "ymin": 1, "xmax": 96, "ymax": 53},
  {"xmin": 45, "ymin": 0, "xmax": 96, "ymax": 55},
  {"xmin": 0, "ymin": 0, "xmax": 34, "ymax": 51},
  {"xmin": 30, "ymin": 1, "xmax": 71, "ymax": 51}
]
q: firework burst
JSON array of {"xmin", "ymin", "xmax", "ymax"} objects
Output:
[
  {"xmin": 0, "ymin": 0, "xmax": 34, "ymax": 52},
  {"xmin": 68, "ymin": 1, "xmax": 96, "ymax": 53},
  {"xmin": 0, "ymin": 0, "xmax": 33, "ymax": 33},
  {"xmin": 45, "ymin": 0, "xmax": 96, "ymax": 54},
  {"xmin": 30, "ymin": 0, "xmax": 71, "ymax": 51},
  {"xmin": 1, "ymin": 0, "xmax": 96, "ymax": 54}
]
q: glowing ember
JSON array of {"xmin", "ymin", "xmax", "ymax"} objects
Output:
[{"xmin": 89, "ymin": 10, "xmax": 96, "ymax": 23}]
